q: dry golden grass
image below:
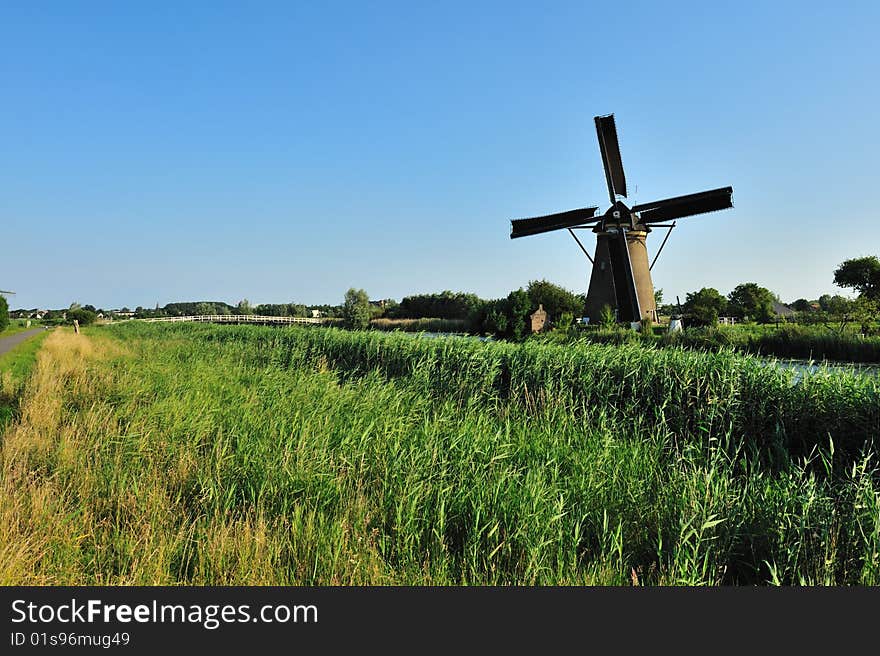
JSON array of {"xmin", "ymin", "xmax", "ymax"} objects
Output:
[{"xmin": 0, "ymin": 329, "xmax": 391, "ymax": 584}]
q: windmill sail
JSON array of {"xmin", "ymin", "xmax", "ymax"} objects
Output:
[
  {"xmin": 633, "ymin": 187, "xmax": 733, "ymax": 223},
  {"xmin": 510, "ymin": 207, "xmax": 600, "ymax": 239},
  {"xmin": 595, "ymin": 114, "xmax": 627, "ymax": 203}
]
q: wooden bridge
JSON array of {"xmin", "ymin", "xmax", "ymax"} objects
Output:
[{"xmin": 142, "ymin": 315, "xmax": 331, "ymax": 326}]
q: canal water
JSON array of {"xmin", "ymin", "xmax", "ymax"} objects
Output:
[{"xmin": 764, "ymin": 358, "xmax": 879, "ymax": 382}]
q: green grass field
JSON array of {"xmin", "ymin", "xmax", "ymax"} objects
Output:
[
  {"xmin": 1, "ymin": 323, "xmax": 877, "ymax": 585},
  {"xmin": 0, "ymin": 328, "xmax": 50, "ymax": 429}
]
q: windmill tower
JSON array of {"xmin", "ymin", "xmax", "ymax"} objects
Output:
[{"xmin": 510, "ymin": 114, "xmax": 733, "ymax": 323}]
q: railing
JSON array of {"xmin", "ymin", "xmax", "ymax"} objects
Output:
[{"xmin": 142, "ymin": 315, "xmax": 329, "ymax": 325}]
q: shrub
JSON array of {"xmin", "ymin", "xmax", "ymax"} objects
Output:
[
  {"xmin": 65, "ymin": 308, "xmax": 97, "ymax": 326},
  {"xmin": 342, "ymin": 288, "xmax": 371, "ymax": 331}
]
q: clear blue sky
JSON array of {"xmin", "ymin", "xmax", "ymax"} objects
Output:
[{"xmin": 2, "ymin": 1, "xmax": 878, "ymax": 310}]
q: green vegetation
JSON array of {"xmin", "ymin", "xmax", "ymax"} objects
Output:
[
  {"xmin": 342, "ymin": 288, "xmax": 371, "ymax": 330},
  {"xmin": 386, "ymin": 282, "xmax": 583, "ymax": 339},
  {"xmin": 727, "ymin": 283, "xmax": 776, "ymax": 323},
  {"xmin": 683, "ymin": 288, "xmax": 727, "ymax": 326},
  {"xmin": 370, "ymin": 317, "xmax": 470, "ymax": 333},
  {"xmin": 525, "ymin": 279, "xmax": 584, "ymax": 320},
  {"xmin": 0, "ymin": 329, "xmax": 49, "ymax": 429},
  {"xmin": 65, "ymin": 308, "xmax": 97, "ymax": 326},
  {"xmin": 0, "ymin": 295, "xmax": 7, "ymax": 332},
  {"xmin": 2, "ymin": 323, "xmax": 876, "ymax": 585},
  {"xmin": 0, "ymin": 320, "xmax": 42, "ymax": 338},
  {"xmin": 834, "ymin": 256, "xmax": 880, "ymax": 300},
  {"xmin": 389, "ymin": 291, "xmax": 483, "ymax": 321},
  {"xmin": 567, "ymin": 323, "xmax": 880, "ymax": 363}
]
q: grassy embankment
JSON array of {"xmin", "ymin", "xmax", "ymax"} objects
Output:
[
  {"xmin": 0, "ymin": 328, "xmax": 50, "ymax": 429},
  {"xmin": 1, "ymin": 323, "xmax": 877, "ymax": 585}
]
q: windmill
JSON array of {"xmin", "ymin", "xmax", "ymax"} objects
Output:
[{"xmin": 510, "ymin": 114, "xmax": 733, "ymax": 324}]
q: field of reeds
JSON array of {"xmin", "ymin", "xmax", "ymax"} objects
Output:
[
  {"xmin": 566, "ymin": 323, "xmax": 880, "ymax": 363},
  {"xmin": 1, "ymin": 322, "xmax": 878, "ymax": 585},
  {"xmin": 370, "ymin": 317, "xmax": 469, "ymax": 333}
]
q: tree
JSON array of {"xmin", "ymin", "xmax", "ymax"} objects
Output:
[
  {"xmin": 66, "ymin": 308, "xmax": 97, "ymax": 326},
  {"xmin": 684, "ymin": 288, "xmax": 727, "ymax": 326},
  {"xmin": 834, "ymin": 256, "xmax": 880, "ymax": 300},
  {"xmin": 526, "ymin": 280, "xmax": 583, "ymax": 320},
  {"xmin": 791, "ymin": 298, "xmax": 811, "ymax": 312},
  {"xmin": 0, "ymin": 295, "xmax": 8, "ymax": 332},
  {"xmin": 727, "ymin": 283, "xmax": 774, "ymax": 323},
  {"xmin": 236, "ymin": 299, "xmax": 254, "ymax": 315},
  {"xmin": 826, "ymin": 295, "xmax": 852, "ymax": 316},
  {"xmin": 654, "ymin": 288, "xmax": 664, "ymax": 308},
  {"xmin": 195, "ymin": 302, "xmax": 217, "ymax": 316},
  {"xmin": 505, "ymin": 288, "xmax": 532, "ymax": 340},
  {"xmin": 342, "ymin": 288, "xmax": 371, "ymax": 330},
  {"xmin": 850, "ymin": 296, "xmax": 879, "ymax": 335},
  {"xmin": 390, "ymin": 291, "xmax": 483, "ymax": 320},
  {"xmin": 473, "ymin": 298, "xmax": 508, "ymax": 336}
]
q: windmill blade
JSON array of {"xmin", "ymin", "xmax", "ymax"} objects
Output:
[
  {"xmin": 595, "ymin": 114, "xmax": 627, "ymax": 203},
  {"xmin": 608, "ymin": 230, "xmax": 641, "ymax": 322},
  {"xmin": 633, "ymin": 187, "xmax": 733, "ymax": 223},
  {"xmin": 510, "ymin": 207, "xmax": 600, "ymax": 239}
]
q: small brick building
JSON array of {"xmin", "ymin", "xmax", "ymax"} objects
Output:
[{"xmin": 530, "ymin": 304, "xmax": 549, "ymax": 333}]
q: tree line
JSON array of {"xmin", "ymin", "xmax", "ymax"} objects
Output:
[
  {"xmin": 678, "ymin": 256, "xmax": 880, "ymax": 330},
  {"xmin": 4, "ymin": 256, "xmax": 877, "ymax": 337},
  {"xmin": 342, "ymin": 280, "xmax": 585, "ymax": 339}
]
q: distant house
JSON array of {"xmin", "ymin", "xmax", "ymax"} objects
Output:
[
  {"xmin": 718, "ymin": 316, "xmax": 737, "ymax": 325},
  {"xmin": 310, "ymin": 309, "xmax": 322, "ymax": 318},
  {"xmin": 772, "ymin": 301, "xmax": 795, "ymax": 318},
  {"xmin": 530, "ymin": 304, "xmax": 549, "ymax": 333}
]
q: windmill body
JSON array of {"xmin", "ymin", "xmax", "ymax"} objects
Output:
[{"xmin": 510, "ymin": 114, "xmax": 733, "ymax": 324}]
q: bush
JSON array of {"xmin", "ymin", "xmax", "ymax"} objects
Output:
[
  {"xmin": 66, "ymin": 308, "xmax": 97, "ymax": 326},
  {"xmin": 0, "ymin": 295, "xmax": 8, "ymax": 332},
  {"xmin": 599, "ymin": 304, "xmax": 616, "ymax": 328},
  {"xmin": 342, "ymin": 288, "xmax": 371, "ymax": 331}
]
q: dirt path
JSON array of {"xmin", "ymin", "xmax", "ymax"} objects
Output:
[{"xmin": 0, "ymin": 327, "xmax": 47, "ymax": 357}]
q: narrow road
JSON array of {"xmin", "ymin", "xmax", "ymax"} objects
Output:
[{"xmin": 0, "ymin": 328, "xmax": 47, "ymax": 357}]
